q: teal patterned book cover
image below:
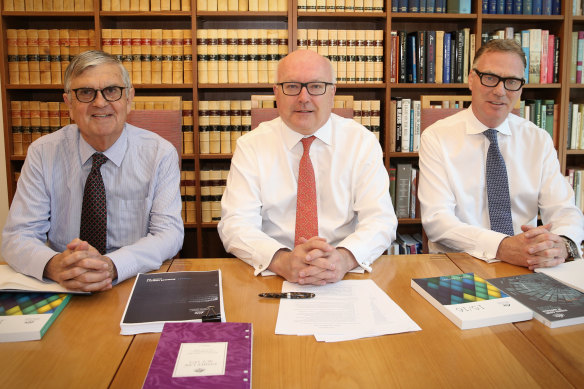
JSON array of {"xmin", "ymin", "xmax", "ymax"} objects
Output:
[{"xmin": 411, "ymin": 273, "xmax": 532, "ymax": 329}]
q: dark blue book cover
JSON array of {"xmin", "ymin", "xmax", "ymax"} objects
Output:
[
  {"xmin": 426, "ymin": 30, "xmax": 436, "ymax": 83},
  {"xmin": 443, "ymin": 33, "xmax": 451, "ymax": 83},
  {"xmin": 532, "ymin": 0, "xmax": 542, "ymax": 13},
  {"xmin": 505, "ymin": 0, "xmax": 513, "ymax": 13},
  {"xmin": 436, "ymin": 0, "xmax": 446, "ymax": 12},
  {"xmin": 488, "ymin": 0, "xmax": 497, "ymax": 13},
  {"xmin": 541, "ymin": 0, "xmax": 551, "ymax": 13},
  {"xmin": 409, "ymin": 0, "xmax": 420, "ymax": 12},
  {"xmin": 406, "ymin": 33, "xmax": 417, "ymax": 83},
  {"xmin": 399, "ymin": 0, "xmax": 409, "ymax": 12},
  {"xmin": 522, "ymin": 0, "xmax": 532, "ymax": 14},
  {"xmin": 454, "ymin": 29, "xmax": 464, "ymax": 83},
  {"xmin": 482, "ymin": 0, "xmax": 489, "ymax": 12},
  {"xmin": 513, "ymin": 0, "xmax": 522, "ymax": 13},
  {"xmin": 392, "ymin": 0, "xmax": 399, "ymax": 12},
  {"xmin": 426, "ymin": 0, "xmax": 436, "ymax": 12},
  {"xmin": 420, "ymin": 0, "xmax": 427, "ymax": 12},
  {"xmin": 496, "ymin": 0, "xmax": 505, "ymax": 13},
  {"xmin": 551, "ymin": 0, "xmax": 560, "ymax": 14}
]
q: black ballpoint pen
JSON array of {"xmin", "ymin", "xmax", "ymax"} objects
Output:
[{"xmin": 259, "ymin": 292, "xmax": 315, "ymax": 299}]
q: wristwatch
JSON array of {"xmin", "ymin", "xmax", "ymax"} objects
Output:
[{"xmin": 560, "ymin": 236, "xmax": 579, "ymax": 262}]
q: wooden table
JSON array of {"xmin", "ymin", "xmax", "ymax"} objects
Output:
[
  {"xmin": 3, "ymin": 255, "xmax": 582, "ymax": 389},
  {"xmin": 447, "ymin": 252, "xmax": 584, "ymax": 388}
]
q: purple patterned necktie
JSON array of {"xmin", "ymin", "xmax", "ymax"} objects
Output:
[
  {"xmin": 484, "ymin": 129, "xmax": 514, "ymax": 236},
  {"xmin": 80, "ymin": 152, "xmax": 108, "ymax": 254}
]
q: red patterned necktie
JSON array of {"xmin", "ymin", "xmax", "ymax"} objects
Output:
[
  {"xmin": 80, "ymin": 152, "xmax": 108, "ymax": 254},
  {"xmin": 295, "ymin": 136, "xmax": 318, "ymax": 246}
]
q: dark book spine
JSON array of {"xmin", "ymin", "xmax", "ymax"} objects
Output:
[
  {"xmin": 443, "ymin": 32, "xmax": 451, "ymax": 83},
  {"xmin": 455, "ymin": 30, "xmax": 464, "ymax": 83},
  {"xmin": 426, "ymin": 30, "xmax": 436, "ymax": 83},
  {"xmin": 417, "ymin": 31, "xmax": 426, "ymax": 83},
  {"xmin": 399, "ymin": 31, "xmax": 407, "ymax": 83},
  {"xmin": 406, "ymin": 33, "xmax": 417, "ymax": 83}
]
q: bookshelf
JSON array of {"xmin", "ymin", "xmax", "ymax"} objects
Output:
[{"xmin": 0, "ymin": 0, "xmax": 578, "ymax": 257}]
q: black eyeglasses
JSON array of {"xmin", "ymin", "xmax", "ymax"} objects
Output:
[
  {"xmin": 473, "ymin": 69, "xmax": 525, "ymax": 91},
  {"xmin": 70, "ymin": 86, "xmax": 126, "ymax": 103},
  {"xmin": 277, "ymin": 82, "xmax": 334, "ymax": 96}
]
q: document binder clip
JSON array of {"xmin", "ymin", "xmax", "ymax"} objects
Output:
[{"xmin": 202, "ymin": 306, "xmax": 221, "ymax": 322}]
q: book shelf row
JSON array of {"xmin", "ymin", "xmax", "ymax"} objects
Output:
[
  {"xmin": 297, "ymin": 29, "xmax": 384, "ymax": 84},
  {"xmin": 196, "ymin": 29, "xmax": 288, "ymax": 85}
]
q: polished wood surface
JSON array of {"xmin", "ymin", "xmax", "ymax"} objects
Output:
[
  {"xmin": 447, "ymin": 252, "xmax": 584, "ymax": 388},
  {"xmin": 112, "ymin": 255, "xmax": 572, "ymax": 389},
  {"xmin": 3, "ymin": 255, "xmax": 581, "ymax": 389},
  {"xmin": 0, "ymin": 262, "xmax": 171, "ymax": 389}
]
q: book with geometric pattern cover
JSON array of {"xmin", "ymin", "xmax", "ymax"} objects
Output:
[
  {"xmin": 411, "ymin": 273, "xmax": 532, "ymax": 329},
  {"xmin": 488, "ymin": 272, "xmax": 584, "ymax": 328},
  {"xmin": 0, "ymin": 292, "xmax": 71, "ymax": 342}
]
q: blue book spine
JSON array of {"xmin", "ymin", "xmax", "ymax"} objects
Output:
[
  {"xmin": 541, "ymin": 0, "xmax": 551, "ymax": 13},
  {"xmin": 406, "ymin": 33, "xmax": 417, "ymax": 83},
  {"xmin": 436, "ymin": 0, "xmax": 445, "ymax": 12},
  {"xmin": 482, "ymin": 0, "xmax": 489, "ymax": 12},
  {"xmin": 532, "ymin": 0, "xmax": 542, "ymax": 13},
  {"xmin": 496, "ymin": 0, "xmax": 505, "ymax": 13},
  {"xmin": 420, "ymin": 0, "xmax": 427, "ymax": 12},
  {"xmin": 522, "ymin": 0, "xmax": 532, "ymax": 13},
  {"xmin": 488, "ymin": 0, "xmax": 497, "ymax": 13},
  {"xmin": 426, "ymin": 0, "xmax": 436, "ymax": 12},
  {"xmin": 460, "ymin": 0, "xmax": 471, "ymax": 12},
  {"xmin": 513, "ymin": 0, "xmax": 522, "ymax": 13},
  {"xmin": 443, "ymin": 33, "xmax": 451, "ymax": 83},
  {"xmin": 551, "ymin": 0, "xmax": 559, "ymax": 14},
  {"xmin": 409, "ymin": 0, "xmax": 420, "ymax": 12},
  {"xmin": 392, "ymin": 0, "xmax": 399, "ymax": 12},
  {"xmin": 399, "ymin": 0, "xmax": 408, "ymax": 12},
  {"xmin": 505, "ymin": 0, "xmax": 513, "ymax": 13}
]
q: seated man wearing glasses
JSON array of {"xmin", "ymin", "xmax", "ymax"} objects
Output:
[
  {"xmin": 218, "ymin": 49, "xmax": 397, "ymax": 285},
  {"xmin": 418, "ymin": 39, "xmax": 583, "ymax": 269},
  {"xmin": 2, "ymin": 50, "xmax": 184, "ymax": 292}
]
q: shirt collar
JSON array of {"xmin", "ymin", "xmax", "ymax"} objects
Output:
[
  {"xmin": 465, "ymin": 105, "xmax": 512, "ymax": 136},
  {"xmin": 281, "ymin": 116, "xmax": 333, "ymax": 150},
  {"xmin": 79, "ymin": 124, "xmax": 128, "ymax": 167}
]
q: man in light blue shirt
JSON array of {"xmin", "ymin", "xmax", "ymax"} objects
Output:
[{"xmin": 2, "ymin": 51, "xmax": 184, "ymax": 292}]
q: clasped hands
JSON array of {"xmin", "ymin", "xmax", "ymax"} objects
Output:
[
  {"xmin": 497, "ymin": 223, "xmax": 569, "ymax": 270},
  {"xmin": 44, "ymin": 238, "xmax": 118, "ymax": 292},
  {"xmin": 268, "ymin": 236, "xmax": 359, "ymax": 286}
]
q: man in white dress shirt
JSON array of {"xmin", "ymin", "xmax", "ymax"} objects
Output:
[
  {"xmin": 218, "ymin": 50, "xmax": 396, "ymax": 285},
  {"xmin": 419, "ymin": 39, "xmax": 583, "ymax": 269}
]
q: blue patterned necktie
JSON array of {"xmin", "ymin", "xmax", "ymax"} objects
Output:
[
  {"xmin": 80, "ymin": 153, "xmax": 108, "ymax": 254},
  {"xmin": 484, "ymin": 129, "xmax": 514, "ymax": 236}
]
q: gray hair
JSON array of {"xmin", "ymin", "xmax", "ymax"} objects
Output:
[
  {"xmin": 473, "ymin": 39, "xmax": 527, "ymax": 69},
  {"xmin": 64, "ymin": 50, "xmax": 132, "ymax": 96}
]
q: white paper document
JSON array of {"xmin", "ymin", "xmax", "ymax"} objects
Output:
[
  {"xmin": 275, "ymin": 280, "xmax": 421, "ymax": 342},
  {"xmin": 535, "ymin": 260, "xmax": 584, "ymax": 293}
]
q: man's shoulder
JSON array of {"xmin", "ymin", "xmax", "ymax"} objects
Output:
[{"xmin": 28, "ymin": 124, "xmax": 77, "ymax": 152}]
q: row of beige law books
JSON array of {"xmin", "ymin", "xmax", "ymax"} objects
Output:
[
  {"xmin": 102, "ymin": 0, "xmax": 190, "ymax": 11},
  {"xmin": 102, "ymin": 29, "xmax": 193, "ymax": 85},
  {"xmin": 196, "ymin": 29, "xmax": 288, "ymax": 85},
  {"xmin": 297, "ymin": 29, "xmax": 384, "ymax": 84},
  {"xmin": 10, "ymin": 98, "xmax": 180, "ymax": 157},
  {"xmin": 6, "ymin": 29, "xmax": 96, "ymax": 86},
  {"xmin": 196, "ymin": 98, "xmax": 380, "ymax": 155},
  {"xmin": 297, "ymin": 0, "xmax": 384, "ymax": 11},
  {"xmin": 3, "ymin": 0, "xmax": 92, "ymax": 11},
  {"xmin": 180, "ymin": 167, "xmax": 229, "ymax": 224},
  {"xmin": 197, "ymin": 0, "xmax": 286, "ymax": 11}
]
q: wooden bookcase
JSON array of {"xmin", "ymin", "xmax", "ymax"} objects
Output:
[{"xmin": 0, "ymin": 0, "xmax": 578, "ymax": 257}]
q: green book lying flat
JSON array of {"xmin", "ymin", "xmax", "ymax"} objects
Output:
[{"xmin": 0, "ymin": 292, "xmax": 71, "ymax": 342}]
